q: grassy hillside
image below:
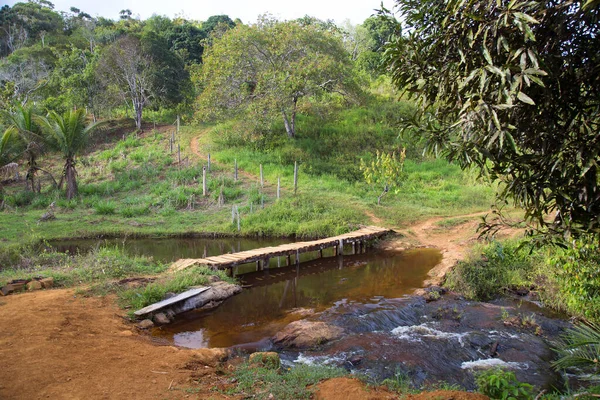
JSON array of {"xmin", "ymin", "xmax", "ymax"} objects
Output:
[{"xmin": 0, "ymin": 104, "xmax": 495, "ymax": 254}]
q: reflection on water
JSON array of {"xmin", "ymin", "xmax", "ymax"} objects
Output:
[
  {"xmin": 50, "ymin": 237, "xmax": 292, "ymax": 263},
  {"xmin": 155, "ymin": 248, "xmax": 442, "ymax": 348}
]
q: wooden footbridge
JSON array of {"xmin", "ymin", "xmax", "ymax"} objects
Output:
[{"xmin": 170, "ymin": 226, "xmax": 393, "ymax": 275}]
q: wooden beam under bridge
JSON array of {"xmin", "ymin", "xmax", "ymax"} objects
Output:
[{"xmin": 169, "ymin": 226, "xmax": 393, "ymax": 274}]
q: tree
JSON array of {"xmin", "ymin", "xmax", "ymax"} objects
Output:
[
  {"xmin": 383, "ymin": 0, "xmax": 600, "ymax": 240},
  {"xmin": 96, "ymin": 36, "xmax": 153, "ymax": 130},
  {"xmin": 360, "ymin": 148, "xmax": 406, "ymax": 205},
  {"xmin": 2, "ymin": 105, "xmax": 47, "ymax": 192},
  {"xmin": 198, "ymin": 17, "xmax": 359, "ymax": 138},
  {"xmin": 200, "ymin": 15, "xmax": 235, "ymax": 36},
  {"xmin": 97, "ymin": 34, "xmax": 190, "ymax": 130},
  {"xmin": 0, "ymin": 45, "xmax": 55, "ymax": 104},
  {"xmin": 36, "ymin": 109, "xmax": 102, "ymax": 199}
]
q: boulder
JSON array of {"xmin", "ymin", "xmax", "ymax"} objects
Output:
[
  {"xmin": 0, "ymin": 282, "xmax": 26, "ymax": 296},
  {"xmin": 39, "ymin": 277, "xmax": 54, "ymax": 289},
  {"xmin": 136, "ymin": 319, "xmax": 154, "ymax": 329},
  {"xmin": 26, "ymin": 280, "xmax": 42, "ymax": 291},
  {"xmin": 191, "ymin": 348, "xmax": 229, "ymax": 367},
  {"xmin": 273, "ymin": 320, "xmax": 344, "ymax": 349},
  {"xmin": 134, "ymin": 281, "xmax": 242, "ymax": 319},
  {"xmin": 153, "ymin": 312, "xmax": 171, "ymax": 325},
  {"xmin": 165, "ymin": 309, "xmax": 176, "ymax": 321},
  {"xmin": 249, "ymin": 352, "xmax": 280, "ymax": 369}
]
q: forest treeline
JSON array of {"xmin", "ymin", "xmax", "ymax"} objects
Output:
[{"xmin": 0, "ymin": 1, "xmax": 397, "ymax": 130}]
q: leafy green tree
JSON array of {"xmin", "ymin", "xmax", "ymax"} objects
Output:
[
  {"xmin": 200, "ymin": 15, "xmax": 235, "ymax": 36},
  {"xmin": 165, "ymin": 22, "xmax": 206, "ymax": 64},
  {"xmin": 36, "ymin": 109, "xmax": 102, "ymax": 199},
  {"xmin": 198, "ymin": 16, "xmax": 360, "ymax": 138},
  {"xmin": 383, "ymin": 0, "xmax": 600, "ymax": 240},
  {"xmin": 360, "ymin": 148, "xmax": 406, "ymax": 205}
]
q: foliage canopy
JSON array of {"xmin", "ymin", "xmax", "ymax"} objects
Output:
[
  {"xmin": 384, "ymin": 0, "xmax": 600, "ymax": 240},
  {"xmin": 197, "ymin": 17, "xmax": 361, "ymax": 138}
]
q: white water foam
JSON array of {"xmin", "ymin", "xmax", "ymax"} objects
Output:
[
  {"xmin": 461, "ymin": 358, "xmax": 528, "ymax": 370},
  {"xmin": 391, "ymin": 323, "xmax": 470, "ymax": 346},
  {"xmin": 294, "ymin": 353, "xmax": 347, "ymax": 366}
]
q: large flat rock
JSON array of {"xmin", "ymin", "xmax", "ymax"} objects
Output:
[{"xmin": 134, "ymin": 287, "xmax": 210, "ymax": 316}]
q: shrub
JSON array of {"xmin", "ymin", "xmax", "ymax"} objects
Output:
[
  {"xmin": 548, "ymin": 236, "xmax": 600, "ymax": 321},
  {"xmin": 120, "ymin": 205, "xmax": 150, "ymax": 218},
  {"xmin": 445, "ymin": 240, "xmax": 537, "ymax": 301},
  {"xmin": 94, "ymin": 201, "xmax": 116, "ymax": 215},
  {"xmin": 476, "ymin": 368, "xmax": 534, "ymax": 400}
]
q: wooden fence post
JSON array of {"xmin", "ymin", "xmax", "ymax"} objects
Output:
[
  {"xmin": 176, "ymin": 115, "xmax": 180, "ymax": 134},
  {"xmin": 207, "ymin": 153, "xmax": 211, "ymax": 171},
  {"xmin": 177, "ymin": 144, "xmax": 181, "ymax": 164},
  {"xmin": 260, "ymin": 164, "xmax": 264, "ymax": 187},
  {"xmin": 202, "ymin": 166, "xmax": 207, "ymax": 196},
  {"xmin": 277, "ymin": 177, "xmax": 280, "ymax": 199},
  {"xmin": 234, "ymin": 159, "xmax": 238, "ymax": 181},
  {"xmin": 294, "ymin": 161, "xmax": 298, "ymax": 195}
]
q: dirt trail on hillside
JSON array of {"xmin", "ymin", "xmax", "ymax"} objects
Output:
[{"xmin": 379, "ymin": 211, "xmax": 522, "ymax": 286}]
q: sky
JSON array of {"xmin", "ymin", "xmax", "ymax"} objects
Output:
[{"xmin": 5, "ymin": 0, "xmax": 396, "ymax": 25}]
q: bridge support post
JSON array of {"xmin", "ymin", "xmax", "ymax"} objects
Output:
[
  {"xmin": 286, "ymin": 254, "xmax": 291, "ymax": 266},
  {"xmin": 338, "ymin": 239, "xmax": 344, "ymax": 256}
]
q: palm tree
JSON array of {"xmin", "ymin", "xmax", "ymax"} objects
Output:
[
  {"xmin": 37, "ymin": 109, "xmax": 103, "ymax": 199},
  {"xmin": 3, "ymin": 105, "xmax": 44, "ymax": 192},
  {"xmin": 553, "ymin": 321, "xmax": 600, "ymax": 377},
  {"xmin": 0, "ymin": 128, "xmax": 18, "ymax": 205}
]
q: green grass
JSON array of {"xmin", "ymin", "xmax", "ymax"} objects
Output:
[
  {"xmin": 1, "ymin": 103, "xmax": 496, "ymax": 258},
  {"xmin": 114, "ymin": 266, "xmax": 234, "ymax": 311},
  {"xmin": 225, "ymin": 362, "xmax": 347, "ymax": 400},
  {"xmin": 0, "ymin": 246, "xmax": 164, "ymax": 288},
  {"xmin": 445, "ymin": 237, "xmax": 600, "ymax": 323}
]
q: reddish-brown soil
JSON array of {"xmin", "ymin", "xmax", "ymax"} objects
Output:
[
  {"xmin": 314, "ymin": 377, "xmax": 398, "ymax": 400},
  {"xmin": 0, "ymin": 289, "xmax": 232, "ymax": 400},
  {"xmin": 314, "ymin": 378, "xmax": 489, "ymax": 400}
]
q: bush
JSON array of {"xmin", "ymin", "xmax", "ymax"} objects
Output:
[
  {"xmin": 476, "ymin": 368, "xmax": 534, "ymax": 400},
  {"xmin": 4, "ymin": 190, "xmax": 36, "ymax": 207},
  {"xmin": 120, "ymin": 205, "xmax": 150, "ymax": 218},
  {"xmin": 445, "ymin": 240, "xmax": 537, "ymax": 301},
  {"xmin": 548, "ymin": 236, "xmax": 600, "ymax": 322},
  {"xmin": 94, "ymin": 200, "xmax": 116, "ymax": 215}
]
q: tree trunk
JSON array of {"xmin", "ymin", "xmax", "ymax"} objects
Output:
[
  {"xmin": 282, "ymin": 110, "xmax": 294, "ymax": 138},
  {"xmin": 64, "ymin": 158, "xmax": 78, "ymax": 200},
  {"xmin": 281, "ymin": 97, "xmax": 298, "ymax": 139},
  {"xmin": 134, "ymin": 100, "xmax": 143, "ymax": 131}
]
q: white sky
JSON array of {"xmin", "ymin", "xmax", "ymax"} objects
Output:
[{"xmin": 5, "ymin": 0, "xmax": 396, "ymax": 25}]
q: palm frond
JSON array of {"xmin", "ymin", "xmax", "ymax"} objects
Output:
[{"xmin": 553, "ymin": 321, "xmax": 600, "ymax": 376}]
